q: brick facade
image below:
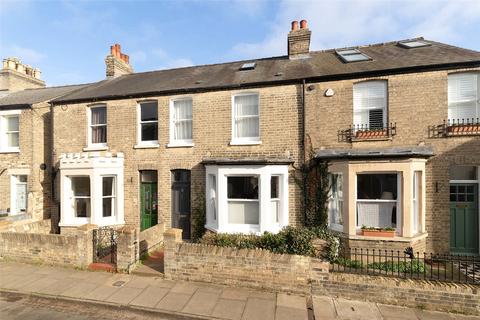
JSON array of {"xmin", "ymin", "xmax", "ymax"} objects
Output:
[
  {"xmin": 304, "ymin": 67, "xmax": 480, "ymax": 253},
  {"xmin": 52, "ymin": 84, "xmax": 303, "ymax": 234}
]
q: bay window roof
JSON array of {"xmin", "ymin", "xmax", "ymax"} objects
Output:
[{"xmin": 315, "ymin": 146, "xmax": 434, "ymax": 160}]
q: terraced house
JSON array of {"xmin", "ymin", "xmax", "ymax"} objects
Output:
[{"xmin": 1, "ymin": 21, "xmax": 479, "ymax": 257}]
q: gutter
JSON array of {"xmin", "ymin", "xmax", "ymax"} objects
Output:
[
  {"xmin": 50, "ymin": 60, "xmax": 480, "ymax": 105},
  {"xmin": 0, "ymin": 104, "xmax": 32, "ymax": 110}
]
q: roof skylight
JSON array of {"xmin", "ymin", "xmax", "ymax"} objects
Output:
[
  {"xmin": 336, "ymin": 49, "xmax": 371, "ymax": 63},
  {"xmin": 397, "ymin": 40, "xmax": 431, "ymax": 48},
  {"xmin": 240, "ymin": 62, "xmax": 256, "ymax": 70}
]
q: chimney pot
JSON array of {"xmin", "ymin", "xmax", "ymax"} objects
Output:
[
  {"xmin": 300, "ymin": 20, "xmax": 308, "ymax": 29},
  {"xmin": 291, "ymin": 20, "xmax": 299, "ymax": 31}
]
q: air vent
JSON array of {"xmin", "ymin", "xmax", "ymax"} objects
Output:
[
  {"xmin": 240, "ymin": 62, "xmax": 256, "ymax": 70},
  {"xmin": 336, "ymin": 49, "xmax": 371, "ymax": 63},
  {"xmin": 398, "ymin": 40, "xmax": 431, "ymax": 48}
]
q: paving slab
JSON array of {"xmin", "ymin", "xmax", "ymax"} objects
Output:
[
  {"xmin": 155, "ymin": 292, "xmax": 192, "ymax": 312},
  {"xmin": 2, "ymin": 273, "xmax": 45, "ymax": 291},
  {"xmin": 335, "ymin": 298, "xmax": 382, "ymax": 320},
  {"xmin": 241, "ymin": 297, "xmax": 275, "ymax": 320},
  {"xmin": 312, "ymin": 296, "xmax": 337, "ymax": 320},
  {"xmin": 247, "ymin": 290, "xmax": 276, "ymax": 301},
  {"xmin": 85, "ymin": 285, "xmax": 120, "ymax": 301},
  {"xmin": 221, "ymin": 288, "xmax": 251, "ymax": 301},
  {"xmin": 148, "ymin": 278, "xmax": 176, "ymax": 288},
  {"xmin": 170, "ymin": 282, "xmax": 199, "ymax": 295},
  {"xmin": 129, "ymin": 286, "xmax": 169, "ymax": 308},
  {"xmin": 275, "ymin": 306, "xmax": 308, "ymax": 320},
  {"xmin": 414, "ymin": 309, "xmax": 454, "ymax": 320},
  {"xmin": 36, "ymin": 279, "xmax": 77, "ymax": 296},
  {"xmin": 123, "ymin": 275, "xmax": 155, "ymax": 289},
  {"xmin": 60, "ymin": 282, "xmax": 100, "ymax": 299},
  {"xmin": 377, "ymin": 303, "xmax": 419, "ymax": 320},
  {"xmin": 104, "ymin": 286, "xmax": 143, "ymax": 304},
  {"xmin": 182, "ymin": 290, "xmax": 221, "ymax": 316},
  {"xmin": 211, "ymin": 298, "xmax": 246, "ymax": 320},
  {"xmin": 276, "ymin": 293, "xmax": 306, "ymax": 310},
  {"xmin": 17, "ymin": 277, "xmax": 57, "ymax": 293}
]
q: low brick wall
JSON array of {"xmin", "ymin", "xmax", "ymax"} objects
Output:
[
  {"xmin": 163, "ymin": 228, "xmax": 328, "ymax": 294},
  {"xmin": 313, "ymin": 273, "xmax": 480, "ymax": 315},
  {"xmin": 0, "ymin": 219, "xmax": 51, "ymax": 234},
  {"xmin": 0, "ymin": 224, "xmax": 93, "ymax": 268},
  {"xmin": 139, "ymin": 223, "xmax": 165, "ymax": 256}
]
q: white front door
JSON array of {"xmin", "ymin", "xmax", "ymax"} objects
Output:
[{"xmin": 11, "ymin": 175, "xmax": 27, "ymax": 214}]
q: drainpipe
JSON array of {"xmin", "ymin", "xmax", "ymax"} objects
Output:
[
  {"xmin": 302, "ymin": 79, "xmax": 308, "ymax": 225},
  {"xmin": 49, "ymin": 102, "xmax": 60, "ymax": 232}
]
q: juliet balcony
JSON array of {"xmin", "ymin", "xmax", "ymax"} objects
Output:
[
  {"xmin": 429, "ymin": 118, "xmax": 480, "ymax": 138},
  {"xmin": 338, "ymin": 123, "xmax": 397, "ymax": 143}
]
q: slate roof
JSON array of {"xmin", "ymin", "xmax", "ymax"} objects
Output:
[
  {"xmin": 52, "ymin": 38, "xmax": 480, "ymax": 104},
  {"xmin": 0, "ymin": 84, "xmax": 89, "ymax": 109},
  {"xmin": 315, "ymin": 146, "xmax": 435, "ymax": 160}
]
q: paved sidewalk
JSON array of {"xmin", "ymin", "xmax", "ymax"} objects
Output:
[{"xmin": 0, "ymin": 261, "xmax": 478, "ymax": 320}]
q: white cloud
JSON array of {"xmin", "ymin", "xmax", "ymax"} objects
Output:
[
  {"xmin": 230, "ymin": 0, "xmax": 480, "ymax": 60},
  {"xmin": 2, "ymin": 45, "xmax": 46, "ymax": 64}
]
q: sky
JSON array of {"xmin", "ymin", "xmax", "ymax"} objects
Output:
[{"xmin": 0, "ymin": 0, "xmax": 479, "ymax": 86}]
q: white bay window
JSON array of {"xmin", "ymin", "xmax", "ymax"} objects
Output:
[{"xmin": 205, "ymin": 164, "xmax": 288, "ymax": 234}]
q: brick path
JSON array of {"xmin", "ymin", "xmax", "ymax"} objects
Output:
[{"xmin": 0, "ymin": 261, "xmax": 478, "ymax": 319}]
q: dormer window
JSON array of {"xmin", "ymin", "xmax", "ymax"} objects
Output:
[{"xmin": 336, "ymin": 49, "xmax": 371, "ymax": 63}]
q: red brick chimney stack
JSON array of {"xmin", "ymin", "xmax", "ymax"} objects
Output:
[{"xmin": 105, "ymin": 43, "xmax": 133, "ymax": 78}]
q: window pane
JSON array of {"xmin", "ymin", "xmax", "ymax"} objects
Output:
[
  {"xmin": 72, "ymin": 177, "xmax": 90, "ymax": 197},
  {"xmin": 174, "ymin": 120, "xmax": 192, "ymax": 140},
  {"xmin": 103, "ymin": 198, "xmax": 113, "ymax": 217},
  {"xmin": 18, "ymin": 175, "xmax": 27, "ymax": 183},
  {"xmin": 353, "ymin": 81, "xmax": 387, "ymax": 127},
  {"xmin": 357, "ymin": 174, "xmax": 397, "ymax": 200},
  {"xmin": 173, "ymin": 100, "xmax": 192, "ymax": 141},
  {"xmin": 449, "ymin": 166, "xmax": 477, "ymax": 180},
  {"xmin": 448, "ymin": 73, "xmax": 479, "ymax": 119},
  {"xmin": 91, "ymin": 107, "xmax": 106, "ymax": 125},
  {"xmin": 228, "ymin": 201, "xmax": 259, "ymax": 224},
  {"xmin": 6, "ymin": 116, "xmax": 19, "ymax": 131},
  {"xmin": 227, "ymin": 176, "xmax": 258, "ymax": 199},
  {"xmin": 74, "ymin": 198, "xmax": 90, "ymax": 218},
  {"xmin": 102, "ymin": 177, "xmax": 114, "ymax": 196},
  {"xmin": 140, "ymin": 171, "xmax": 157, "ymax": 183},
  {"xmin": 7, "ymin": 132, "xmax": 19, "ymax": 147},
  {"xmin": 141, "ymin": 102, "xmax": 158, "ymax": 121},
  {"xmin": 235, "ymin": 95, "xmax": 259, "ymax": 116},
  {"xmin": 141, "ymin": 122, "xmax": 158, "ymax": 141},
  {"xmin": 92, "ymin": 126, "xmax": 107, "ymax": 144},
  {"xmin": 173, "ymin": 99, "xmax": 193, "ymax": 119},
  {"xmin": 271, "ymin": 176, "xmax": 279, "ymax": 198},
  {"xmin": 236, "ymin": 117, "xmax": 259, "ymax": 138}
]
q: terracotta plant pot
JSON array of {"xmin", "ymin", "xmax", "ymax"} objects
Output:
[
  {"xmin": 447, "ymin": 124, "xmax": 479, "ymax": 134},
  {"xmin": 355, "ymin": 129, "xmax": 388, "ymax": 139},
  {"xmin": 361, "ymin": 229, "xmax": 395, "ymax": 238}
]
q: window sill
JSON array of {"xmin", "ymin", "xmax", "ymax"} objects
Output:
[
  {"xmin": 166, "ymin": 142, "xmax": 195, "ymax": 148},
  {"xmin": 0, "ymin": 148, "xmax": 20, "ymax": 154},
  {"xmin": 347, "ymin": 232, "xmax": 428, "ymax": 242},
  {"xmin": 83, "ymin": 146, "xmax": 109, "ymax": 151},
  {"xmin": 134, "ymin": 143, "xmax": 160, "ymax": 149},
  {"xmin": 229, "ymin": 140, "xmax": 262, "ymax": 146}
]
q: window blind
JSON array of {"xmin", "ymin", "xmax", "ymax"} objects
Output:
[
  {"xmin": 448, "ymin": 73, "xmax": 479, "ymax": 120},
  {"xmin": 353, "ymin": 81, "xmax": 387, "ymax": 129}
]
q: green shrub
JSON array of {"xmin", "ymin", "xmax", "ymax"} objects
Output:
[
  {"xmin": 336, "ymin": 257, "xmax": 363, "ymax": 269},
  {"xmin": 199, "ymin": 226, "xmax": 339, "ymax": 260},
  {"xmin": 367, "ymin": 260, "xmax": 425, "ymax": 273}
]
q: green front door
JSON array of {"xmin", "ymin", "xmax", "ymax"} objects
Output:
[
  {"xmin": 450, "ymin": 183, "xmax": 479, "ymax": 254},
  {"xmin": 140, "ymin": 179, "xmax": 158, "ymax": 231}
]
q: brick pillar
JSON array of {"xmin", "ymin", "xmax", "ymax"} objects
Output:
[
  {"xmin": 163, "ymin": 228, "xmax": 183, "ymax": 279},
  {"xmin": 116, "ymin": 225, "xmax": 138, "ymax": 273},
  {"xmin": 74, "ymin": 224, "xmax": 97, "ymax": 268},
  {"xmin": 309, "ymin": 258, "xmax": 330, "ymax": 294}
]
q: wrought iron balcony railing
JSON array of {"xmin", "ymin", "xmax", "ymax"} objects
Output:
[
  {"xmin": 429, "ymin": 118, "xmax": 480, "ymax": 138},
  {"xmin": 338, "ymin": 123, "xmax": 397, "ymax": 142}
]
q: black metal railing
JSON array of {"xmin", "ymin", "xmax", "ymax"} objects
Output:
[
  {"xmin": 331, "ymin": 247, "xmax": 479, "ymax": 284},
  {"xmin": 429, "ymin": 118, "xmax": 480, "ymax": 138},
  {"xmin": 93, "ymin": 226, "xmax": 118, "ymax": 266},
  {"xmin": 338, "ymin": 123, "xmax": 397, "ymax": 142}
]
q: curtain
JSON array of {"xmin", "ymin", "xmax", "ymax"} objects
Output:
[
  {"xmin": 234, "ymin": 94, "xmax": 259, "ymax": 138},
  {"xmin": 173, "ymin": 99, "xmax": 192, "ymax": 140},
  {"xmin": 353, "ymin": 81, "xmax": 387, "ymax": 128},
  {"xmin": 448, "ymin": 73, "xmax": 479, "ymax": 120},
  {"xmin": 91, "ymin": 107, "xmax": 107, "ymax": 143}
]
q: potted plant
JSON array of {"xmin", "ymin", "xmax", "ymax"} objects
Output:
[
  {"xmin": 361, "ymin": 225, "xmax": 395, "ymax": 238},
  {"xmin": 355, "ymin": 129, "xmax": 388, "ymax": 139}
]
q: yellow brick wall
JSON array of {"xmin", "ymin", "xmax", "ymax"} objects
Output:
[
  {"xmin": 305, "ymin": 67, "xmax": 480, "ymax": 253},
  {"xmin": 53, "ymin": 85, "xmax": 304, "ymax": 232}
]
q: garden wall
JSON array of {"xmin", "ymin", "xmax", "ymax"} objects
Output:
[
  {"xmin": 0, "ymin": 224, "xmax": 93, "ymax": 268},
  {"xmin": 0, "ymin": 219, "xmax": 51, "ymax": 234},
  {"xmin": 163, "ymin": 228, "xmax": 480, "ymax": 315},
  {"xmin": 139, "ymin": 223, "xmax": 165, "ymax": 256}
]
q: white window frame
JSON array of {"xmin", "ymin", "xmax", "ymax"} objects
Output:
[
  {"xmin": 328, "ymin": 173, "xmax": 344, "ymax": 232},
  {"xmin": 70, "ymin": 176, "xmax": 91, "ymax": 222},
  {"xmin": 412, "ymin": 171, "xmax": 421, "ymax": 235},
  {"xmin": 9, "ymin": 174, "xmax": 28, "ymax": 215},
  {"xmin": 205, "ymin": 165, "xmax": 288, "ymax": 234},
  {"xmin": 353, "ymin": 81, "xmax": 388, "ymax": 130},
  {"xmin": 102, "ymin": 176, "xmax": 116, "ymax": 218},
  {"xmin": 448, "ymin": 72, "xmax": 480, "ymax": 121},
  {"xmin": 231, "ymin": 92, "xmax": 261, "ymax": 145},
  {"xmin": 355, "ymin": 172, "xmax": 402, "ymax": 235},
  {"xmin": 207, "ymin": 174, "xmax": 218, "ymax": 229},
  {"xmin": 136, "ymin": 101, "xmax": 159, "ymax": 147},
  {"xmin": 168, "ymin": 97, "xmax": 194, "ymax": 147},
  {"xmin": 86, "ymin": 105, "xmax": 107, "ymax": 150},
  {"xmin": 0, "ymin": 110, "xmax": 21, "ymax": 153}
]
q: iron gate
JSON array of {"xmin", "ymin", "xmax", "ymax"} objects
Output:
[{"xmin": 93, "ymin": 227, "xmax": 118, "ymax": 266}]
